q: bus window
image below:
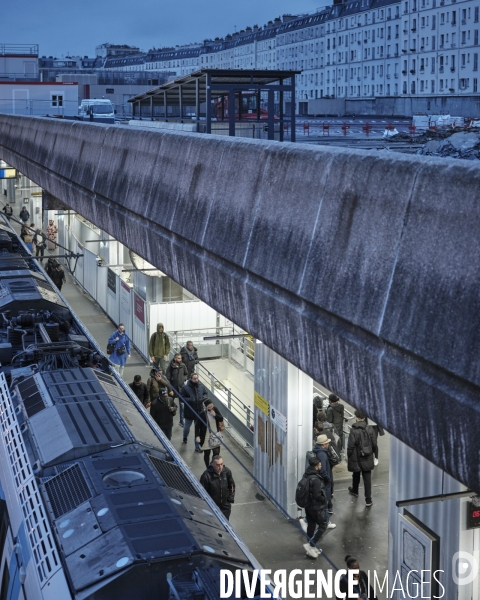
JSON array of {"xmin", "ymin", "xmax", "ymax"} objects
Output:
[{"xmin": 241, "ymin": 95, "xmax": 257, "ymax": 112}]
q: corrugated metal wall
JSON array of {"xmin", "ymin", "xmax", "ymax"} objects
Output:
[
  {"xmin": 389, "ymin": 436, "xmax": 480, "ymax": 600},
  {"xmin": 254, "ymin": 343, "xmax": 312, "ymax": 518}
]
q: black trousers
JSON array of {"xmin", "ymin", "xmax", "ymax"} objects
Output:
[
  {"xmin": 305, "ymin": 508, "xmax": 327, "ymax": 545},
  {"xmin": 203, "ymin": 446, "xmax": 220, "ymax": 469},
  {"xmin": 220, "ymin": 507, "xmax": 231, "ymax": 521},
  {"xmin": 352, "ymin": 470, "xmax": 372, "ymax": 501}
]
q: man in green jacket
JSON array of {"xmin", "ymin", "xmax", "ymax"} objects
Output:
[{"xmin": 149, "ymin": 322, "xmax": 170, "ymax": 372}]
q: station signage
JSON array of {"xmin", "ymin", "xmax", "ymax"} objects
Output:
[{"xmin": 0, "ymin": 168, "xmax": 16, "ymax": 179}]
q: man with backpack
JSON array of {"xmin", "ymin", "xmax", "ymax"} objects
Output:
[
  {"xmin": 313, "ymin": 434, "xmax": 340, "ymax": 518},
  {"xmin": 296, "ymin": 456, "xmax": 331, "ymax": 558},
  {"xmin": 347, "ymin": 410, "xmax": 378, "ymax": 507}
]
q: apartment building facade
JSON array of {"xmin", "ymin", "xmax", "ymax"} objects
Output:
[{"xmin": 103, "ymin": 0, "xmax": 480, "ymax": 116}]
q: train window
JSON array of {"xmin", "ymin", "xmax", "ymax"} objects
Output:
[{"xmin": 0, "ymin": 563, "xmax": 9, "ymax": 600}]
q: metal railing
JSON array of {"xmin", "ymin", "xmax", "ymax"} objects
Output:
[
  {"xmin": 197, "ymin": 362, "xmax": 254, "ymax": 449},
  {"xmin": 168, "ymin": 329, "xmax": 254, "ymax": 450},
  {"xmin": 0, "ymin": 44, "xmax": 38, "ymax": 55}
]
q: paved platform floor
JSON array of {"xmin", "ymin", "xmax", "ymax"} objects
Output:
[{"xmin": 53, "ymin": 256, "xmax": 390, "ymax": 599}]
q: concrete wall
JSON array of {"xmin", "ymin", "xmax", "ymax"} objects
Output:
[
  {"xmin": 308, "ymin": 98, "xmax": 346, "ymax": 116},
  {"xmin": 0, "ymin": 115, "xmax": 479, "ymax": 492}
]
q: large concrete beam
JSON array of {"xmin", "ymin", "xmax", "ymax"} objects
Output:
[{"xmin": 0, "ymin": 115, "xmax": 479, "ymax": 491}]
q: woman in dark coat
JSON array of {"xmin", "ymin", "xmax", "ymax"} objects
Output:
[
  {"xmin": 337, "ymin": 555, "xmax": 378, "ymax": 599},
  {"xmin": 195, "ymin": 399, "xmax": 224, "ymax": 468}
]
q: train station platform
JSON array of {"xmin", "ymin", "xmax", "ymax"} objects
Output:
[{"xmin": 57, "ymin": 267, "xmax": 391, "ymax": 594}]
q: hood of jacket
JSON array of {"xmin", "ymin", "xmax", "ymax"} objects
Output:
[
  {"xmin": 181, "ymin": 345, "xmax": 197, "ymax": 352},
  {"xmin": 351, "ymin": 420, "xmax": 367, "ymax": 431},
  {"xmin": 156, "ymin": 323, "xmax": 164, "ymax": 333},
  {"xmin": 329, "ymin": 403, "xmax": 344, "ymax": 415},
  {"xmin": 304, "ymin": 466, "xmax": 321, "ymax": 478}
]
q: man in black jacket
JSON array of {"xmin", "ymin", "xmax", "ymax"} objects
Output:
[
  {"xmin": 181, "ymin": 372, "xmax": 208, "ymax": 449},
  {"xmin": 302, "ymin": 457, "xmax": 329, "ymax": 558},
  {"xmin": 166, "ymin": 353, "xmax": 188, "ymax": 426},
  {"xmin": 129, "ymin": 375, "xmax": 149, "ymax": 406},
  {"xmin": 347, "ymin": 410, "xmax": 378, "ymax": 507},
  {"xmin": 200, "ymin": 455, "xmax": 235, "ymax": 520},
  {"xmin": 180, "ymin": 341, "xmax": 199, "ymax": 376},
  {"xmin": 326, "ymin": 394, "xmax": 345, "ymax": 441}
]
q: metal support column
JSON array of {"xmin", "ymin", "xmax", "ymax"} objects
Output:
[
  {"xmin": 267, "ymin": 89, "xmax": 274, "ymax": 141},
  {"xmin": 228, "ymin": 90, "xmax": 235, "ymax": 137},
  {"xmin": 195, "ymin": 78, "xmax": 200, "ymax": 132},
  {"xmin": 150, "ymin": 96, "xmax": 153, "ymax": 121},
  {"xmin": 290, "ymin": 79, "xmax": 296, "ymax": 143},
  {"xmin": 179, "ymin": 84, "xmax": 183, "ymax": 122},
  {"xmin": 279, "ymin": 79, "xmax": 284, "ymax": 142},
  {"xmin": 163, "ymin": 91, "xmax": 167, "ymax": 121},
  {"xmin": 206, "ymin": 73, "xmax": 212, "ymax": 134}
]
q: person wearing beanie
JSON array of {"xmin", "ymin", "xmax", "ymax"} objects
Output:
[{"xmin": 347, "ymin": 410, "xmax": 378, "ymax": 507}]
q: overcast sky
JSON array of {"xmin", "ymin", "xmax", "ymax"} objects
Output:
[{"xmin": 4, "ymin": 1, "xmax": 326, "ymax": 58}]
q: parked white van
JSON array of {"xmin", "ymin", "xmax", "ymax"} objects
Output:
[{"xmin": 78, "ymin": 99, "xmax": 115, "ymax": 123}]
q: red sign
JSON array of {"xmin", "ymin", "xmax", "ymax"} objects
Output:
[
  {"xmin": 134, "ymin": 293, "xmax": 145, "ymax": 325},
  {"xmin": 121, "ymin": 280, "xmax": 130, "ymax": 292}
]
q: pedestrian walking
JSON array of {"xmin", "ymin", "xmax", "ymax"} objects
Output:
[
  {"xmin": 347, "ymin": 410, "xmax": 378, "ymax": 507},
  {"xmin": 107, "ymin": 323, "xmax": 131, "ymax": 377},
  {"xmin": 46, "ymin": 257, "xmax": 58, "ymax": 278},
  {"xmin": 337, "ymin": 555, "xmax": 378, "ymax": 599},
  {"xmin": 23, "ymin": 224, "xmax": 35, "ymax": 253},
  {"xmin": 297, "ymin": 456, "xmax": 329, "ymax": 558},
  {"xmin": 326, "ymin": 393, "xmax": 345, "ymax": 441},
  {"xmin": 181, "ymin": 372, "xmax": 208, "ymax": 450},
  {"xmin": 150, "ymin": 387, "xmax": 177, "ymax": 441},
  {"xmin": 19, "ymin": 206, "xmax": 30, "ymax": 224},
  {"xmin": 200, "ymin": 455, "xmax": 235, "ymax": 521},
  {"xmin": 2, "ymin": 203, "xmax": 13, "ymax": 220},
  {"xmin": 166, "ymin": 353, "xmax": 188, "ymax": 426},
  {"xmin": 146, "ymin": 369, "xmax": 171, "ymax": 407},
  {"xmin": 34, "ymin": 229, "xmax": 46, "ymax": 261},
  {"xmin": 129, "ymin": 375, "xmax": 149, "ymax": 406},
  {"xmin": 313, "ymin": 434, "xmax": 337, "ymax": 518},
  {"xmin": 195, "ymin": 398, "xmax": 224, "ymax": 468},
  {"xmin": 180, "ymin": 341, "xmax": 199, "ymax": 376},
  {"xmin": 50, "ymin": 263, "xmax": 66, "ymax": 291},
  {"xmin": 46, "ymin": 219, "xmax": 58, "ymax": 250},
  {"xmin": 148, "ymin": 323, "xmax": 170, "ymax": 372}
]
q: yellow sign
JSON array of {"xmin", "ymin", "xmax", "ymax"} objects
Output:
[{"xmin": 254, "ymin": 391, "xmax": 269, "ymax": 416}]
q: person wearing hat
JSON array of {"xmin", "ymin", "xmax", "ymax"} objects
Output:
[{"xmin": 313, "ymin": 434, "xmax": 336, "ymax": 518}]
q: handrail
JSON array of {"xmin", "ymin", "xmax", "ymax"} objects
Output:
[{"xmin": 196, "ymin": 362, "xmax": 254, "ymax": 432}]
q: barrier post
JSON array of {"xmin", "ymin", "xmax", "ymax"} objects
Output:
[
  {"xmin": 362, "ymin": 122, "xmax": 372, "ymax": 137},
  {"xmin": 408, "ymin": 123, "xmax": 416, "ymax": 136},
  {"xmin": 341, "ymin": 122, "xmax": 350, "ymax": 136},
  {"xmin": 303, "ymin": 121, "xmax": 310, "ymax": 136},
  {"xmin": 322, "ymin": 122, "xmax": 330, "ymax": 136}
]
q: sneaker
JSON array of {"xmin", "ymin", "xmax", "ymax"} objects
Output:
[
  {"xmin": 374, "ymin": 458, "xmax": 379, "ymax": 467},
  {"xmin": 365, "ymin": 499, "xmax": 373, "ymax": 507},
  {"xmin": 194, "ymin": 446, "xmax": 202, "ymax": 453},
  {"xmin": 303, "ymin": 543, "xmax": 318, "ymax": 558},
  {"xmin": 183, "ymin": 438, "xmax": 188, "ymax": 444},
  {"xmin": 299, "ymin": 518, "xmax": 308, "ymax": 534},
  {"xmin": 311, "ymin": 546, "xmax": 322, "ymax": 557},
  {"xmin": 179, "ymin": 421, "xmax": 185, "ymax": 427},
  {"xmin": 326, "ymin": 522, "xmax": 336, "ymax": 529},
  {"xmin": 348, "ymin": 487, "xmax": 358, "ymax": 497},
  {"xmin": 327, "ymin": 508, "xmax": 334, "ymax": 514}
]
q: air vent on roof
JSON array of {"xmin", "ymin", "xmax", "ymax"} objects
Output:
[
  {"xmin": 43, "ymin": 463, "xmax": 92, "ymax": 518},
  {"xmin": 35, "ymin": 278, "xmax": 55, "ymax": 293},
  {"xmin": 147, "ymin": 455, "xmax": 201, "ymax": 498},
  {"xmin": 17, "ymin": 376, "xmax": 46, "ymax": 417}
]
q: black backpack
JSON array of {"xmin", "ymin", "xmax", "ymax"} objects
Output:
[
  {"xmin": 358, "ymin": 427, "xmax": 373, "ymax": 457},
  {"xmin": 295, "ymin": 476, "xmax": 312, "ymax": 508}
]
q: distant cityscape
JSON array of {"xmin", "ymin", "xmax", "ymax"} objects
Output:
[{"xmin": 2, "ymin": 0, "xmax": 480, "ymax": 117}]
